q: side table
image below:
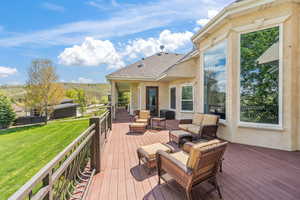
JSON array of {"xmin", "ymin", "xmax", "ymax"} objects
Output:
[{"xmin": 151, "ymin": 117, "xmax": 166, "ymax": 130}]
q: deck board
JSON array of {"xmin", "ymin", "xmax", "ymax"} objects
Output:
[{"xmin": 87, "ymin": 109, "xmax": 300, "ymax": 200}]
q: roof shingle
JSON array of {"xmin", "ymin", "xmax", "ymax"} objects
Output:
[{"xmin": 107, "ymin": 52, "xmax": 184, "ymax": 80}]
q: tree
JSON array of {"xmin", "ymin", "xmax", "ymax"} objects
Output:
[
  {"xmin": 0, "ymin": 93, "xmax": 16, "ymax": 129},
  {"xmin": 76, "ymin": 89, "xmax": 87, "ymax": 116},
  {"xmin": 66, "ymin": 89, "xmax": 87, "ymax": 116},
  {"xmin": 25, "ymin": 59, "xmax": 65, "ymax": 124}
]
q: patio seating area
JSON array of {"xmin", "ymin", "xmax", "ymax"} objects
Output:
[{"xmin": 86, "ymin": 109, "xmax": 300, "ymax": 200}]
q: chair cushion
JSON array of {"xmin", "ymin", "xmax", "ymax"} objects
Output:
[
  {"xmin": 178, "ymin": 124, "xmax": 190, "ymax": 131},
  {"xmin": 202, "ymin": 115, "xmax": 218, "ymax": 126},
  {"xmin": 139, "ymin": 143, "xmax": 172, "ymax": 159},
  {"xmin": 187, "ymin": 124, "xmax": 201, "ymax": 134},
  {"xmin": 130, "ymin": 123, "xmax": 147, "ymax": 128},
  {"xmin": 170, "ymin": 151, "xmax": 189, "ymax": 165},
  {"xmin": 140, "ymin": 110, "xmax": 150, "ymax": 119},
  {"xmin": 192, "ymin": 113, "xmax": 204, "ymax": 126},
  {"xmin": 187, "ymin": 139, "xmax": 221, "ymax": 169},
  {"xmin": 136, "ymin": 119, "xmax": 148, "ymax": 123}
]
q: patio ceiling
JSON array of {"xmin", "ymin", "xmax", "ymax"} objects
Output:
[{"xmin": 116, "ymin": 82, "xmax": 131, "ymax": 92}]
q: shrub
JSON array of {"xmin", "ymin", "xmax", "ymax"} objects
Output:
[{"xmin": 0, "ymin": 94, "xmax": 16, "ymax": 129}]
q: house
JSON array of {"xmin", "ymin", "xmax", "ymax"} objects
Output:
[
  {"xmin": 51, "ymin": 99, "xmax": 79, "ymax": 119},
  {"xmin": 107, "ymin": 0, "xmax": 300, "ymax": 151}
]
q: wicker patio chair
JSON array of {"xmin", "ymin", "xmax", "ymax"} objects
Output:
[
  {"xmin": 134, "ymin": 110, "xmax": 151, "ymax": 125},
  {"xmin": 156, "ymin": 139, "xmax": 228, "ymax": 200}
]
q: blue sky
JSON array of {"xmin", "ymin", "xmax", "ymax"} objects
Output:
[{"xmin": 0, "ymin": 0, "xmax": 233, "ymax": 85}]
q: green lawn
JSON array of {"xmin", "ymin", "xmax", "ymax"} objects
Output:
[{"xmin": 0, "ymin": 119, "xmax": 89, "ymax": 200}]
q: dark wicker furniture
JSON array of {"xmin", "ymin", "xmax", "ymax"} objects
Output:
[
  {"xmin": 156, "ymin": 140, "xmax": 228, "ymax": 200},
  {"xmin": 169, "ymin": 113, "xmax": 220, "ymax": 146},
  {"xmin": 134, "ymin": 110, "xmax": 151, "ymax": 127},
  {"xmin": 137, "ymin": 143, "xmax": 174, "ymax": 173},
  {"xmin": 151, "ymin": 117, "xmax": 166, "ymax": 130},
  {"xmin": 129, "ymin": 123, "xmax": 147, "ymax": 133}
]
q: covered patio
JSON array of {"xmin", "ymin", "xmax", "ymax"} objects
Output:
[{"xmin": 86, "ymin": 109, "xmax": 300, "ymax": 200}]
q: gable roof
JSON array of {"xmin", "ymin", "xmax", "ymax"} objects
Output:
[{"xmin": 106, "ymin": 52, "xmax": 184, "ymax": 81}]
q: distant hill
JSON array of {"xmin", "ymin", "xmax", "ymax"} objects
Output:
[{"xmin": 0, "ymin": 83, "xmax": 110, "ymax": 103}]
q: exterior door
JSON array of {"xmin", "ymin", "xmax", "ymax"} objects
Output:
[{"xmin": 146, "ymin": 86, "xmax": 159, "ymax": 116}]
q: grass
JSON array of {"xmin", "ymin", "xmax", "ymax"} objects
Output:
[{"xmin": 0, "ymin": 119, "xmax": 89, "ymax": 200}]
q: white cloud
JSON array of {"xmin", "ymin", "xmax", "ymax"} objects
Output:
[
  {"xmin": 207, "ymin": 9, "xmax": 219, "ymax": 19},
  {"xmin": 58, "ymin": 29, "xmax": 193, "ymax": 69},
  {"xmin": 58, "ymin": 37, "xmax": 124, "ymax": 69},
  {"xmin": 88, "ymin": 0, "xmax": 120, "ymax": 10},
  {"xmin": 72, "ymin": 77, "xmax": 94, "ymax": 84},
  {"xmin": 0, "ymin": 66, "xmax": 17, "ymax": 77},
  {"xmin": 195, "ymin": 9, "xmax": 220, "ymax": 30},
  {"xmin": 42, "ymin": 2, "xmax": 65, "ymax": 12},
  {"xmin": 0, "ymin": 0, "xmax": 227, "ymax": 47},
  {"xmin": 123, "ymin": 30, "xmax": 193, "ymax": 59},
  {"xmin": 196, "ymin": 19, "xmax": 210, "ymax": 27}
]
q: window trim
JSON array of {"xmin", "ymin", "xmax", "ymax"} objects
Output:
[
  {"xmin": 237, "ymin": 24, "xmax": 283, "ymax": 130},
  {"xmin": 201, "ymin": 39, "xmax": 229, "ymax": 122},
  {"xmin": 169, "ymin": 85, "xmax": 176, "ymax": 111},
  {"xmin": 180, "ymin": 83, "xmax": 194, "ymax": 113},
  {"xmin": 138, "ymin": 86, "xmax": 142, "ymax": 110}
]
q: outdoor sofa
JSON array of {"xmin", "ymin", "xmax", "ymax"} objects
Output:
[{"xmin": 169, "ymin": 113, "xmax": 219, "ymax": 146}]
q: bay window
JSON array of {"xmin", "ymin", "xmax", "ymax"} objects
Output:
[
  {"xmin": 203, "ymin": 41, "xmax": 227, "ymax": 120},
  {"xmin": 240, "ymin": 26, "xmax": 280, "ymax": 125}
]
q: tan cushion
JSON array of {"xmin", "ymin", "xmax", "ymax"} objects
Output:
[
  {"xmin": 136, "ymin": 119, "xmax": 148, "ymax": 123},
  {"xmin": 130, "ymin": 123, "xmax": 147, "ymax": 128},
  {"xmin": 187, "ymin": 139, "xmax": 221, "ymax": 169},
  {"xmin": 202, "ymin": 115, "xmax": 218, "ymax": 126},
  {"xmin": 139, "ymin": 110, "xmax": 150, "ymax": 119},
  {"xmin": 193, "ymin": 139, "xmax": 221, "ymax": 149},
  {"xmin": 140, "ymin": 143, "xmax": 172, "ymax": 159},
  {"xmin": 178, "ymin": 124, "xmax": 190, "ymax": 131},
  {"xmin": 170, "ymin": 151, "xmax": 189, "ymax": 165},
  {"xmin": 193, "ymin": 113, "xmax": 204, "ymax": 126},
  {"xmin": 187, "ymin": 124, "xmax": 201, "ymax": 134}
]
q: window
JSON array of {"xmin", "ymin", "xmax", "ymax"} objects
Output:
[
  {"xmin": 181, "ymin": 85, "xmax": 193, "ymax": 111},
  {"xmin": 203, "ymin": 41, "xmax": 227, "ymax": 120},
  {"xmin": 170, "ymin": 87, "xmax": 176, "ymax": 110},
  {"xmin": 240, "ymin": 26, "xmax": 280, "ymax": 125}
]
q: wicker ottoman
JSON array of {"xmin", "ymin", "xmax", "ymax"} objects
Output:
[
  {"xmin": 137, "ymin": 143, "xmax": 174, "ymax": 173},
  {"xmin": 129, "ymin": 123, "xmax": 147, "ymax": 133},
  {"xmin": 169, "ymin": 130, "xmax": 193, "ymax": 147}
]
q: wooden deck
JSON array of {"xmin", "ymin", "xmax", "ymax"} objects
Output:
[{"xmin": 86, "ymin": 109, "xmax": 300, "ymax": 200}]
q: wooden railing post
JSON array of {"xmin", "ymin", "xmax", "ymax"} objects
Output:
[{"xmin": 89, "ymin": 117, "xmax": 101, "ymax": 173}]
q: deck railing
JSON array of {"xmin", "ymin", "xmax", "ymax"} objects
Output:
[{"xmin": 8, "ymin": 106, "xmax": 113, "ymax": 200}]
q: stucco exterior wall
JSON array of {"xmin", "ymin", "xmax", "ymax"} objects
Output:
[
  {"xmin": 194, "ymin": 2, "xmax": 300, "ymax": 151},
  {"xmin": 137, "ymin": 81, "xmax": 169, "ymax": 112}
]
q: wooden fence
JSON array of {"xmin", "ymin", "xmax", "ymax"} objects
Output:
[{"xmin": 8, "ymin": 107, "xmax": 113, "ymax": 200}]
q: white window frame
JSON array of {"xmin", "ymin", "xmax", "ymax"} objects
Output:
[
  {"xmin": 180, "ymin": 84, "xmax": 194, "ymax": 113},
  {"xmin": 237, "ymin": 24, "xmax": 284, "ymax": 130},
  {"xmin": 201, "ymin": 39, "xmax": 228, "ymax": 124},
  {"xmin": 169, "ymin": 85, "xmax": 176, "ymax": 111}
]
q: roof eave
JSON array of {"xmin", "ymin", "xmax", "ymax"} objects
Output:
[
  {"xmin": 106, "ymin": 76, "xmax": 156, "ymax": 81},
  {"xmin": 191, "ymin": 0, "xmax": 279, "ymax": 43}
]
